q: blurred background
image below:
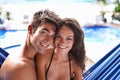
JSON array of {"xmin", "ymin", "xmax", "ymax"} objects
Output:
[
  {"xmin": 0, "ymin": 0, "xmax": 120, "ymax": 70},
  {"xmin": 0, "ymin": 0, "xmax": 120, "ymax": 28}
]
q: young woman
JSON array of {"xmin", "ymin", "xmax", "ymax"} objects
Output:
[{"xmin": 36, "ymin": 18, "xmax": 86, "ymax": 80}]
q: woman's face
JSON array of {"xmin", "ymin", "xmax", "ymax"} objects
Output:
[
  {"xmin": 55, "ymin": 26, "xmax": 74, "ymax": 54},
  {"xmin": 29, "ymin": 23, "xmax": 56, "ymax": 54}
]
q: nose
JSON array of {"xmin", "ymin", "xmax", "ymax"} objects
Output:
[
  {"xmin": 60, "ymin": 38, "xmax": 66, "ymax": 44},
  {"xmin": 44, "ymin": 35, "xmax": 53, "ymax": 43}
]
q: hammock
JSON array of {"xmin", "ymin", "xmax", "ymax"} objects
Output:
[
  {"xmin": 83, "ymin": 43, "xmax": 120, "ymax": 80},
  {"xmin": 0, "ymin": 47, "xmax": 9, "ymax": 67}
]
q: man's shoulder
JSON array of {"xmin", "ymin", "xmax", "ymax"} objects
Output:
[
  {"xmin": 0, "ymin": 76, "xmax": 4, "ymax": 80},
  {"xmin": 0, "ymin": 55, "xmax": 36, "ymax": 80},
  {"xmin": 1, "ymin": 55, "xmax": 31, "ymax": 70}
]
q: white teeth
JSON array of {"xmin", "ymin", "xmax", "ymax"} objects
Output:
[
  {"xmin": 41, "ymin": 42, "xmax": 48, "ymax": 47},
  {"xmin": 59, "ymin": 45, "xmax": 66, "ymax": 49}
]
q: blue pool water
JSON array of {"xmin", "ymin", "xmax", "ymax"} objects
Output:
[
  {"xmin": 0, "ymin": 25, "xmax": 120, "ymax": 62},
  {"xmin": 83, "ymin": 25, "xmax": 120, "ymax": 43},
  {"xmin": 0, "ymin": 29, "xmax": 27, "ymax": 49},
  {"xmin": 82, "ymin": 25, "xmax": 120, "ymax": 62}
]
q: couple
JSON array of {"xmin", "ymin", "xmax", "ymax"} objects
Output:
[{"xmin": 0, "ymin": 9, "xmax": 85, "ymax": 80}]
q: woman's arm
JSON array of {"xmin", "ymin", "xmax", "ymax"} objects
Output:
[
  {"xmin": 72, "ymin": 62, "xmax": 83, "ymax": 80},
  {"xmin": 35, "ymin": 54, "xmax": 47, "ymax": 80}
]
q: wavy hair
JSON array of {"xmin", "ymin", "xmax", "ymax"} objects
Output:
[{"xmin": 60, "ymin": 18, "xmax": 86, "ymax": 71}]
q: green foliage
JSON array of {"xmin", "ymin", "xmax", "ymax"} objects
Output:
[
  {"xmin": 114, "ymin": 3, "xmax": 120, "ymax": 12},
  {"xmin": 113, "ymin": 1, "xmax": 120, "ymax": 21},
  {"xmin": 101, "ymin": 10, "xmax": 106, "ymax": 15},
  {"xmin": 96, "ymin": 0, "xmax": 107, "ymax": 6},
  {"xmin": 0, "ymin": 6, "xmax": 2, "ymax": 15}
]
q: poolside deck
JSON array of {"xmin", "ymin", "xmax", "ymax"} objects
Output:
[{"xmin": 104, "ymin": 23, "xmax": 120, "ymax": 29}]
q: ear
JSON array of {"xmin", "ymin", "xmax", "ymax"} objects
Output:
[{"xmin": 28, "ymin": 25, "xmax": 33, "ymax": 34}]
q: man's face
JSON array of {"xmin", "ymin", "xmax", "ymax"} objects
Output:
[{"xmin": 29, "ymin": 23, "xmax": 56, "ymax": 54}]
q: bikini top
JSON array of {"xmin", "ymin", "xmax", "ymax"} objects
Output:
[{"xmin": 45, "ymin": 51, "xmax": 74, "ymax": 80}]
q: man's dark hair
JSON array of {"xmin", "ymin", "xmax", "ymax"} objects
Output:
[{"xmin": 31, "ymin": 9, "xmax": 61, "ymax": 33}]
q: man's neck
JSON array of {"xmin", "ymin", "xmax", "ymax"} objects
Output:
[{"xmin": 21, "ymin": 39, "xmax": 36, "ymax": 59}]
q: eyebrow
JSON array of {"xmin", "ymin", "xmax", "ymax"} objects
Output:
[
  {"xmin": 42, "ymin": 28, "xmax": 55, "ymax": 37},
  {"xmin": 59, "ymin": 34, "xmax": 74, "ymax": 38},
  {"xmin": 68, "ymin": 36, "xmax": 74, "ymax": 38},
  {"xmin": 69, "ymin": 36, "xmax": 74, "ymax": 37},
  {"xmin": 42, "ymin": 28, "xmax": 50, "ymax": 33}
]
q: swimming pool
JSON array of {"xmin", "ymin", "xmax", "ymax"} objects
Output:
[
  {"xmin": 83, "ymin": 25, "xmax": 120, "ymax": 62},
  {"xmin": 0, "ymin": 25, "xmax": 120, "ymax": 62}
]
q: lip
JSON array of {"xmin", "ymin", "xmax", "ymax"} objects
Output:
[
  {"xmin": 40, "ymin": 41, "xmax": 48, "ymax": 47},
  {"xmin": 58, "ymin": 45, "xmax": 67, "ymax": 49}
]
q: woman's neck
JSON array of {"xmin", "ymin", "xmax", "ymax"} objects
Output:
[{"xmin": 54, "ymin": 49, "xmax": 69, "ymax": 62}]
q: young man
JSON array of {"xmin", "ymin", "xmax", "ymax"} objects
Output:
[{"xmin": 0, "ymin": 9, "xmax": 61, "ymax": 80}]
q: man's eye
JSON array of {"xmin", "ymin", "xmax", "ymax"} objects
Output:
[
  {"xmin": 41, "ymin": 30, "xmax": 47, "ymax": 35},
  {"xmin": 51, "ymin": 35, "xmax": 56, "ymax": 38}
]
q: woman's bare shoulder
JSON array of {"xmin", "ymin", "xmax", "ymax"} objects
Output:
[
  {"xmin": 71, "ymin": 60, "xmax": 82, "ymax": 71},
  {"xmin": 71, "ymin": 60, "xmax": 83, "ymax": 79}
]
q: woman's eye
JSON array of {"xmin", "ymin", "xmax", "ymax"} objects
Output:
[
  {"xmin": 55, "ymin": 35, "xmax": 61, "ymax": 38},
  {"xmin": 67, "ymin": 37, "xmax": 73, "ymax": 41}
]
